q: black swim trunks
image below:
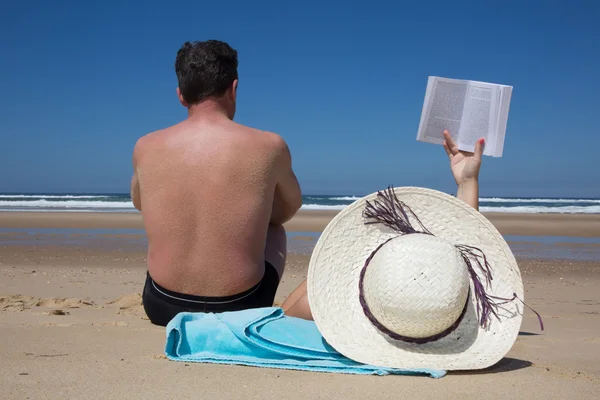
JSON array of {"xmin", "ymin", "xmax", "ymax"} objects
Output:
[{"xmin": 142, "ymin": 262, "xmax": 280, "ymax": 326}]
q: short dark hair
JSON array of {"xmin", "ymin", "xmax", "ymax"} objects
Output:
[{"xmin": 174, "ymin": 40, "xmax": 238, "ymax": 105}]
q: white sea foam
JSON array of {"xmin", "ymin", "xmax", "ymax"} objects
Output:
[
  {"xmin": 0, "ymin": 208, "xmax": 131, "ymax": 213},
  {"xmin": 301, "ymin": 204, "xmax": 348, "ymax": 210},
  {"xmin": 1, "ymin": 196, "xmax": 599, "ymax": 214},
  {"xmin": 0, "ymin": 195, "xmax": 111, "ymax": 199},
  {"xmin": 329, "ymin": 196, "xmax": 361, "ymax": 201},
  {"xmin": 0, "ymin": 200, "xmax": 133, "ymax": 208},
  {"xmin": 307, "ymin": 196, "xmax": 600, "ymax": 204},
  {"xmin": 480, "ymin": 205, "xmax": 600, "ymax": 214},
  {"xmin": 481, "ymin": 197, "xmax": 600, "ymax": 204},
  {"xmin": 300, "ymin": 204, "xmax": 600, "ymax": 213}
]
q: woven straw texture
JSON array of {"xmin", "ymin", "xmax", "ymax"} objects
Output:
[
  {"xmin": 363, "ymin": 235, "xmax": 471, "ymax": 338},
  {"xmin": 307, "ymin": 187, "xmax": 524, "ymax": 370}
]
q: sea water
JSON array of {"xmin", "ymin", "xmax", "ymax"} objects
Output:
[{"xmin": 0, "ymin": 194, "xmax": 599, "ymax": 214}]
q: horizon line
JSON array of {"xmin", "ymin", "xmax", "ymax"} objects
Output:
[{"xmin": 0, "ymin": 192, "xmax": 599, "ymax": 201}]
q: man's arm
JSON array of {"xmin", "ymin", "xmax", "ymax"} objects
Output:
[
  {"xmin": 130, "ymin": 145, "xmax": 142, "ymax": 212},
  {"xmin": 270, "ymin": 138, "xmax": 302, "ymax": 225}
]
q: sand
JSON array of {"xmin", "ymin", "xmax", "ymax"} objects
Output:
[
  {"xmin": 1, "ymin": 212, "xmax": 600, "ymax": 399},
  {"xmin": 2, "ymin": 211, "xmax": 600, "ymax": 237}
]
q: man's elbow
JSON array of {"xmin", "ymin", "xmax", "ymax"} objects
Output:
[
  {"xmin": 286, "ymin": 191, "xmax": 303, "ymax": 220},
  {"xmin": 130, "ymin": 186, "xmax": 142, "ymax": 211},
  {"xmin": 131, "ymin": 194, "xmax": 142, "ymax": 211},
  {"xmin": 290, "ymin": 192, "xmax": 303, "ymax": 213},
  {"xmin": 271, "ymin": 198, "xmax": 302, "ymax": 225}
]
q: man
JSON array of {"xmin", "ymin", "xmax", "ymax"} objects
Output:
[{"xmin": 131, "ymin": 40, "xmax": 302, "ymax": 326}]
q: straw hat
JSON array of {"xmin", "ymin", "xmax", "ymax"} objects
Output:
[{"xmin": 307, "ymin": 186, "xmax": 535, "ymax": 371}]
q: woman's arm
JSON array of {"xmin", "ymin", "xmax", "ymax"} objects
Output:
[
  {"xmin": 442, "ymin": 130, "xmax": 484, "ymax": 211},
  {"xmin": 457, "ymin": 181, "xmax": 479, "ymax": 211}
]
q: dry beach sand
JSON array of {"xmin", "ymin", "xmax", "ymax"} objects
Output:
[{"xmin": 1, "ymin": 211, "xmax": 599, "ymax": 399}]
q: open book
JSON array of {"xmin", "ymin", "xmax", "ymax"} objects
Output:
[{"xmin": 416, "ymin": 76, "xmax": 513, "ymax": 157}]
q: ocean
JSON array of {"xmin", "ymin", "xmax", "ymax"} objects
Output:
[{"xmin": 0, "ymin": 194, "xmax": 599, "ymax": 214}]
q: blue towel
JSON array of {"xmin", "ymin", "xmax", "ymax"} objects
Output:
[{"xmin": 164, "ymin": 307, "xmax": 446, "ymax": 378}]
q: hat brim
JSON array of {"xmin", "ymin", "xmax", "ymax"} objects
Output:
[{"xmin": 307, "ymin": 187, "xmax": 523, "ymax": 370}]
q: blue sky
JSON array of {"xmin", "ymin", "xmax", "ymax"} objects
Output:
[{"xmin": 1, "ymin": 0, "xmax": 599, "ymax": 197}]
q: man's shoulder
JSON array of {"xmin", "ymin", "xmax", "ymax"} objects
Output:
[
  {"xmin": 133, "ymin": 128, "xmax": 169, "ymax": 160},
  {"xmin": 240, "ymin": 125, "xmax": 288, "ymax": 152},
  {"xmin": 137, "ymin": 121, "xmax": 184, "ymax": 147}
]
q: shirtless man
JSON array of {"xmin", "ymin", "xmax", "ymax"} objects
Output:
[{"xmin": 131, "ymin": 40, "xmax": 302, "ymax": 326}]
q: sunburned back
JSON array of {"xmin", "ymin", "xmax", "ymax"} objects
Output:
[{"xmin": 136, "ymin": 119, "xmax": 279, "ymax": 296}]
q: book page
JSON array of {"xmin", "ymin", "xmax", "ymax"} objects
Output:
[
  {"xmin": 457, "ymin": 82, "xmax": 499, "ymax": 156},
  {"xmin": 417, "ymin": 76, "xmax": 512, "ymax": 158},
  {"xmin": 493, "ymin": 86, "xmax": 512, "ymax": 158},
  {"xmin": 416, "ymin": 77, "xmax": 468, "ymax": 145}
]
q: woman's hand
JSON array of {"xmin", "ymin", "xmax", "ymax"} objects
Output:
[
  {"xmin": 442, "ymin": 130, "xmax": 484, "ymax": 210},
  {"xmin": 442, "ymin": 130, "xmax": 484, "ymax": 185}
]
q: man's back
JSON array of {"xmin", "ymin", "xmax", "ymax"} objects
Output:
[
  {"xmin": 133, "ymin": 40, "xmax": 301, "ymax": 326},
  {"xmin": 135, "ymin": 117, "xmax": 286, "ymax": 296}
]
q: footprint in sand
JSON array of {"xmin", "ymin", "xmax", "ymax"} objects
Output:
[
  {"xmin": 106, "ymin": 293, "xmax": 143, "ymax": 316},
  {"xmin": 40, "ymin": 322, "xmax": 75, "ymax": 327},
  {"xmin": 91, "ymin": 321, "xmax": 130, "ymax": 327},
  {"xmin": 42, "ymin": 309, "xmax": 70, "ymax": 316},
  {"xmin": 0, "ymin": 295, "xmax": 95, "ymax": 312},
  {"xmin": 583, "ymin": 337, "xmax": 600, "ymax": 343}
]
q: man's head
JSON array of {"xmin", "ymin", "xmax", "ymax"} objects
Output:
[{"xmin": 175, "ymin": 40, "xmax": 238, "ymax": 119}]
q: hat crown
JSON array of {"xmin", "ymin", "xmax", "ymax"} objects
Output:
[{"xmin": 362, "ymin": 234, "xmax": 470, "ymax": 339}]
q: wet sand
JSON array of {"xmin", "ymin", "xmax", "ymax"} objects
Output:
[{"xmin": 2, "ymin": 211, "xmax": 600, "ymax": 237}]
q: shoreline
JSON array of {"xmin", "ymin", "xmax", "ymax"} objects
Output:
[
  {"xmin": 1, "ymin": 211, "xmax": 600, "ymax": 264},
  {"xmin": 1, "ymin": 210, "xmax": 600, "ymax": 237}
]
